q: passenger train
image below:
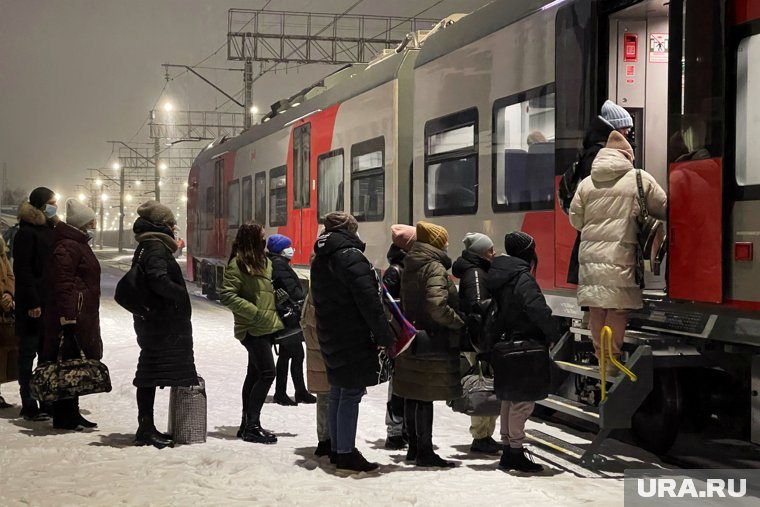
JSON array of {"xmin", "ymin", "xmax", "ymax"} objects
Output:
[{"xmin": 188, "ymin": 0, "xmax": 760, "ymax": 460}]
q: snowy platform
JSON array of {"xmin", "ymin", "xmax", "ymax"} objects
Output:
[{"xmin": 0, "ymin": 266, "xmax": 670, "ymax": 506}]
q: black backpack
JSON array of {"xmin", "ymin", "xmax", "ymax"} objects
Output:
[
  {"xmin": 470, "ymin": 298, "xmax": 502, "ymax": 353},
  {"xmin": 114, "ymin": 246, "xmax": 151, "ymax": 317}
]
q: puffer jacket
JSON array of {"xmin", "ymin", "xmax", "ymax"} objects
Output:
[
  {"xmin": 268, "ymin": 252, "xmax": 305, "ymax": 301},
  {"xmin": 220, "ymin": 257, "xmax": 284, "ymax": 340},
  {"xmin": 393, "ymin": 242, "xmax": 464, "ymax": 402},
  {"xmin": 300, "ymin": 290, "xmax": 329, "ymax": 394},
  {"xmin": 452, "ymin": 250, "xmax": 490, "ymax": 352},
  {"xmin": 569, "ymin": 148, "xmax": 667, "ymax": 309},
  {"xmin": 310, "ymin": 229, "xmax": 393, "ymax": 389}
]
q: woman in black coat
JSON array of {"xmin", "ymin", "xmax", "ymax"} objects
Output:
[
  {"xmin": 310, "ymin": 212, "xmax": 393, "ymax": 474},
  {"xmin": 13, "ymin": 187, "xmax": 58, "ymax": 421},
  {"xmin": 266, "ymin": 233, "xmax": 315, "ymax": 406},
  {"xmin": 130, "ymin": 200, "xmax": 198, "ymax": 449}
]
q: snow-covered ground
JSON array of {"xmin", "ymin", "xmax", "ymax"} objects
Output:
[{"xmin": 0, "ymin": 261, "xmax": 669, "ymax": 506}]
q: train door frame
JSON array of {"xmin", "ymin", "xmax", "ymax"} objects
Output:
[{"xmin": 291, "ymin": 123, "xmax": 312, "ymax": 264}]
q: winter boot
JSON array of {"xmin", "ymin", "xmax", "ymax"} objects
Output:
[
  {"xmin": 236, "ymin": 413, "xmax": 247, "ymax": 438},
  {"xmin": 242, "ymin": 418, "xmax": 277, "ymax": 444},
  {"xmin": 135, "ymin": 416, "xmax": 174, "ymax": 449},
  {"xmin": 404, "ymin": 399, "xmax": 418, "ymax": 462},
  {"xmin": 19, "ymin": 399, "xmax": 47, "ymax": 421},
  {"xmin": 39, "ymin": 401, "xmax": 55, "ymax": 419},
  {"xmin": 385, "ymin": 435, "xmax": 407, "ymax": 450},
  {"xmin": 71, "ymin": 397, "xmax": 97, "ymax": 428},
  {"xmin": 315, "ymin": 439, "xmax": 332, "ymax": 457},
  {"xmin": 470, "ymin": 437, "xmax": 501, "ymax": 455},
  {"xmin": 335, "ymin": 449, "xmax": 379, "ymax": 474},
  {"xmin": 273, "ymin": 392, "xmax": 298, "ymax": 406},
  {"xmin": 53, "ymin": 398, "xmax": 84, "ymax": 431},
  {"xmin": 291, "ymin": 359, "xmax": 315, "ymax": 404},
  {"xmin": 295, "ymin": 390, "xmax": 317, "ymax": 404},
  {"xmin": 414, "ymin": 402, "xmax": 454, "ymax": 468},
  {"xmin": 498, "ymin": 446, "xmax": 544, "ymax": 473}
]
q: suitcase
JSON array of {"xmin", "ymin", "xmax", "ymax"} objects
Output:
[{"xmin": 168, "ymin": 376, "xmax": 207, "ymax": 444}]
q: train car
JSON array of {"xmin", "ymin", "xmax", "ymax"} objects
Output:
[{"xmin": 189, "ymin": 0, "xmax": 760, "ymax": 464}]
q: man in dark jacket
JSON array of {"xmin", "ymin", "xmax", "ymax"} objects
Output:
[
  {"xmin": 567, "ymin": 100, "xmax": 633, "ymax": 284},
  {"xmin": 13, "ymin": 187, "xmax": 58, "ymax": 420},
  {"xmin": 310, "ymin": 212, "xmax": 393, "ymax": 474},
  {"xmin": 487, "ymin": 231, "xmax": 558, "ymax": 473},
  {"xmin": 452, "ymin": 232, "xmax": 500, "ymax": 455},
  {"xmin": 266, "ymin": 233, "xmax": 316, "ymax": 406}
]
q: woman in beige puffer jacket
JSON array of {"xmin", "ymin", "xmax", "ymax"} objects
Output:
[{"xmin": 569, "ymin": 131, "xmax": 667, "ymax": 363}]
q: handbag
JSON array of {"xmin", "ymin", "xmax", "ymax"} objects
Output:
[
  {"xmin": 30, "ymin": 333, "xmax": 112, "ymax": 402},
  {"xmin": 115, "ymin": 246, "xmax": 151, "ymax": 317},
  {"xmin": 377, "ymin": 349, "xmax": 393, "ymax": 384},
  {"xmin": 273, "ymin": 288, "xmax": 304, "ymax": 348},
  {"xmin": 634, "ymin": 169, "xmax": 663, "ymax": 288},
  {"xmin": 489, "ymin": 338, "xmax": 550, "ymax": 402},
  {"xmin": 448, "ymin": 361, "xmax": 501, "ymax": 416},
  {"xmin": 169, "ymin": 376, "xmax": 207, "ymax": 445},
  {"xmin": 411, "ymin": 329, "xmax": 455, "ymax": 360}
]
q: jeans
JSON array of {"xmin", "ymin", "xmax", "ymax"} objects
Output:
[
  {"xmin": 17, "ymin": 332, "xmax": 42, "ymax": 403},
  {"xmin": 241, "ymin": 334, "xmax": 276, "ymax": 421},
  {"xmin": 328, "ymin": 385, "xmax": 365, "ymax": 454},
  {"xmin": 316, "ymin": 393, "xmax": 330, "ymax": 442}
]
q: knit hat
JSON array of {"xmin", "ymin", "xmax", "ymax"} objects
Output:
[
  {"xmin": 391, "ymin": 224, "xmax": 416, "ymax": 252},
  {"xmin": 504, "ymin": 231, "xmax": 536, "ymax": 264},
  {"xmin": 65, "ymin": 199, "xmax": 96, "ymax": 229},
  {"xmin": 29, "ymin": 187, "xmax": 54, "ymax": 210},
  {"xmin": 323, "ymin": 211, "xmax": 358, "ymax": 234},
  {"xmin": 267, "ymin": 234, "xmax": 292, "ymax": 254},
  {"xmin": 416, "ymin": 221, "xmax": 448, "ymax": 251},
  {"xmin": 137, "ymin": 200, "xmax": 175, "ymax": 226},
  {"xmin": 601, "ymin": 100, "xmax": 633, "ymax": 130},
  {"xmin": 462, "ymin": 232, "xmax": 494, "ymax": 257},
  {"xmin": 606, "ymin": 130, "xmax": 635, "ymax": 162}
]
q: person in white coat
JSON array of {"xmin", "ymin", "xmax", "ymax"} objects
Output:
[{"xmin": 569, "ymin": 131, "xmax": 667, "ymax": 371}]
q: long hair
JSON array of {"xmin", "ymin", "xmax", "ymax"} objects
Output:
[{"xmin": 228, "ymin": 222, "xmax": 267, "ymax": 275}]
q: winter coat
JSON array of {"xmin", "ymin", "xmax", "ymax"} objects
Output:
[
  {"xmin": 393, "ymin": 242, "xmax": 464, "ymax": 402},
  {"xmin": 567, "ymin": 116, "xmax": 615, "ymax": 284},
  {"xmin": 41, "ymin": 223, "xmax": 103, "ymax": 362},
  {"xmin": 569, "ymin": 148, "xmax": 667, "ymax": 310},
  {"xmin": 300, "ymin": 290, "xmax": 329, "ymax": 394},
  {"xmin": 0, "ymin": 237, "xmax": 14, "ymax": 324},
  {"xmin": 310, "ymin": 229, "xmax": 393, "ymax": 389},
  {"xmin": 382, "ymin": 244, "xmax": 406, "ymax": 300},
  {"xmin": 220, "ymin": 256, "xmax": 284, "ymax": 340},
  {"xmin": 12, "ymin": 202, "xmax": 56, "ymax": 337},
  {"xmin": 268, "ymin": 252, "xmax": 305, "ymax": 301},
  {"xmin": 131, "ymin": 217, "xmax": 198, "ymax": 388},
  {"xmin": 486, "ymin": 255, "xmax": 558, "ymax": 347},
  {"xmin": 452, "ymin": 250, "xmax": 491, "ymax": 352}
]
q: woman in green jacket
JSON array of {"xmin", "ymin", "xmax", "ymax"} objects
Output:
[{"xmin": 220, "ymin": 223, "xmax": 284, "ymax": 444}]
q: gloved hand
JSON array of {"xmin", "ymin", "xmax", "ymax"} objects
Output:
[{"xmin": 61, "ymin": 323, "xmax": 77, "ymax": 342}]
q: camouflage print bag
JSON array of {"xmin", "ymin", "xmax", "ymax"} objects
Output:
[{"xmin": 30, "ymin": 333, "xmax": 112, "ymax": 402}]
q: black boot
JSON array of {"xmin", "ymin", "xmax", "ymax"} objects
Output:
[
  {"xmin": 273, "ymin": 392, "xmax": 298, "ymax": 406},
  {"xmin": 242, "ymin": 417, "xmax": 277, "ymax": 444},
  {"xmin": 404, "ymin": 399, "xmax": 418, "ymax": 462},
  {"xmin": 53, "ymin": 398, "xmax": 83, "ymax": 431},
  {"xmin": 236, "ymin": 413, "xmax": 247, "ymax": 438},
  {"xmin": 291, "ymin": 355, "xmax": 315, "ymax": 404},
  {"xmin": 335, "ymin": 449, "xmax": 379, "ymax": 473},
  {"xmin": 415, "ymin": 401, "xmax": 454, "ymax": 468},
  {"xmin": 385, "ymin": 435, "xmax": 407, "ymax": 450},
  {"xmin": 498, "ymin": 446, "xmax": 544, "ymax": 473},
  {"xmin": 315, "ymin": 439, "xmax": 332, "ymax": 457},
  {"xmin": 295, "ymin": 390, "xmax": 317, "ymax": 404},
  {"xmin": 274, "ymin": 355, "xmax": 297, "ymax": 406},
  {"xmin": 471, "ymin": 437, "xmax": 501, "ymax": 455},
  {"xmin": 135, "ymin": 416, "xmax": 174, "ymax": 449},
  {"xmin": 19, "ymin": 399, "xmax": 48, "ymax": 421},
  {"xmin": 71, "ymin": 397, "xmax": 97, "ymax": 428}
]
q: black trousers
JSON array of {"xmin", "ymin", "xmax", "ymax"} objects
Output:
[
  {"xmin": 241, "ymin": 334, "xmax": 276, "ymax": 421},
  {"xmin": 17, "ymin": 332, "xmax": 42, "ymax": 404},
  {"xmin": 275, "ymin": 341, "xmax": 306, "ymax": 395}
]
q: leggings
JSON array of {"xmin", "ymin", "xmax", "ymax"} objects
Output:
[{"xmin": 241, "ymin": 333, "xmax": 276, "ymax": 421}]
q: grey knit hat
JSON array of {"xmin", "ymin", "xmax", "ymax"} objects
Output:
[
  {"xmin": 323, "ymin": 211, "xmax": 358, "ymax": 234},
  {"xmin": 137, "ymin": 200, "xmax": 175, "ymax": 226},
  {"xmin": 601, "ymin": 100, "xmax": 633, "ymax": 130},
  {"xmin": 65, "ymin": 199, "xmax": 96, "ymax": 229},
  {"xmin": 462, "ymin": 232, "xmax": 493, "ymax": 257}
]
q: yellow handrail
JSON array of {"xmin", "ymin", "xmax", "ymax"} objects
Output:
[{"xmin": 599, "ymin": 325, "xmax": 637, "ymax": 401}]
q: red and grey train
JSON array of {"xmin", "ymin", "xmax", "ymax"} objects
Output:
[{"xmin": 188, "ymin": 0, "xmax": 760, "ymax": 455}]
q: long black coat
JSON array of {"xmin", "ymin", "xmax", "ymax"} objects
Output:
[
  {"xmin": 310, "ymin": 229, "xmax": 392, "ymax": 389},
  {"xmin": 486, "ymin": 255, "xmax": 558, "ymax": 346},
  {"xmin": 131, "ymin": 218, "xmax": 197, "ymax": 388},
  {"xmin": 42, "ymin": 223, "xmax": 102, "ymax": 362},
  {"xmin": 268, "ymin": 253, "xmax": 304, "ymax": 301},
  {"xmin": 13, "ymin": 202, "xmax": 56, "ymax": 337}
]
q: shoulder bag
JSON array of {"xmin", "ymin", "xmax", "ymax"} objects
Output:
[{"xmin": 115, "ymin": 246, "xmax": 150, "ymax": 317}]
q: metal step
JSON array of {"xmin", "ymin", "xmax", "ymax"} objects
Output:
[
  {"xmin": 569, "ymin": 326, "xmax": 672, "ymax": 345},
  {"xmin": 526, "ymin": 429, "xmax": 585, "ymax": 461},
  {"xmin": 554, "ymin": 360, "xmax": 603, "ymax": 380},
  {"xmin": 537, "ymin": 394, "xmax": 600, "ymax": 424}
]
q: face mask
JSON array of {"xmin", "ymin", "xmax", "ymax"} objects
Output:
[
  {"xmin": 282, "ymin": 247, "xmax": 295, "ymax": 260},
  {"xmin": 44, "ymin": 204, "xmax": 58, "ymax": 218},
  {"xmin": 85, "ymin": 229, "xmax": 96, "ymax": 240}
]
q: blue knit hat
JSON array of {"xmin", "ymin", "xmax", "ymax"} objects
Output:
[
  {"xmin": 267, "ymin": 234, "xmax": 292, "ymax": 254},
  {"xmin": 601, "ymin": 100, "xmax": 633, "ymax": 130}
]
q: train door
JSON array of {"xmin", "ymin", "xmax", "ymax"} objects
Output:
[{"xmin": 291, "ymin": 123, "xmax": 315, "ymax": 265}]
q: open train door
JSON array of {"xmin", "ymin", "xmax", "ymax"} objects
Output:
[{"xmin": 666, "ymin": 0, "xmax": 726, "ymax": 303}]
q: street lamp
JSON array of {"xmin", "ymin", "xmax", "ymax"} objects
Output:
[
  {"xmin": 159, "ymin": 162, "xmax": 167, "ymax": 171},
  {"xmin": 112, "ymin": 162, "xmax": 121, "ymax": 171},
  {"xmin": 78, "ymin": 193, "xmax": 86, "ymax": 202},
  {"xmin": 163, "ymin": 102, "xmax": 174, "ymax": 112}
]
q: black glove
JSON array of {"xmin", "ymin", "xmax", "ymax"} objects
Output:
[{"xmin": 61, "ymin": 323, "xmax": 77, "ymax": 341}]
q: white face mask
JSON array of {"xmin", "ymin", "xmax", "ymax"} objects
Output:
[{"xmin": 282, "ymin": 247, "xmax": 295, "ymax": 259}]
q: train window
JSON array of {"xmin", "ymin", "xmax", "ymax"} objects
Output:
[
  {"xmin": 227, "ymin": 179, "xmax": 240, "ymax": 228},
  {"xmin": 736, "ymin": 34, "xmax": 760, "ymax": 187},
  {"xmin": 424, "ymin": 108, "xmax": 478, "ymax": 216},
  {"xmin": 492, "ymin": 85, "xmax": 555, "ymax": 212},
  {"xmin": 293, "ymin": 124, "xmax": 311, "ymax": 210},
  {"xmin": 269, "ymin": 166, "xmax": 287, "ymax": 227},
  {"xmin": 351, "ymin": 137, "xmax": 384, "ymax": 222},
  {"xmin": 242, "ymin": 176, "xmax": 252, "ymax": 223},
  {"xmin": 318, "ymin": 149, "xmax": 344, "ymax": 221},
  {"xmin": 204, "ymin": 187, "xmax": 214, "ymax": 229},
  {"xmin": 254, "ymin": 171, "xmax": 266, "ymax": 226}
]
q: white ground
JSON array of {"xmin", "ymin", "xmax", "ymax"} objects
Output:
[{"xmin": 0, "ymin": 256, "xmax": 669, "ymax": 506}]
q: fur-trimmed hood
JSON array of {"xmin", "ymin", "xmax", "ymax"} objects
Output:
[{"xmin": 17, "ymin": 201, "xmax": 47, "ymax": 226}]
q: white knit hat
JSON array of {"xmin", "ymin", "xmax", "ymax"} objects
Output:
[
  {"xmin": 463, "ymin": 232, "xmax": 494, "ymax": 256},
  {"xmin": 65, "ymin": 199, "xmax": 96, "ymax": 229},
  {"xmin": 601, "ymin": 100, "xmax": 633, "ymax": 130}
]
